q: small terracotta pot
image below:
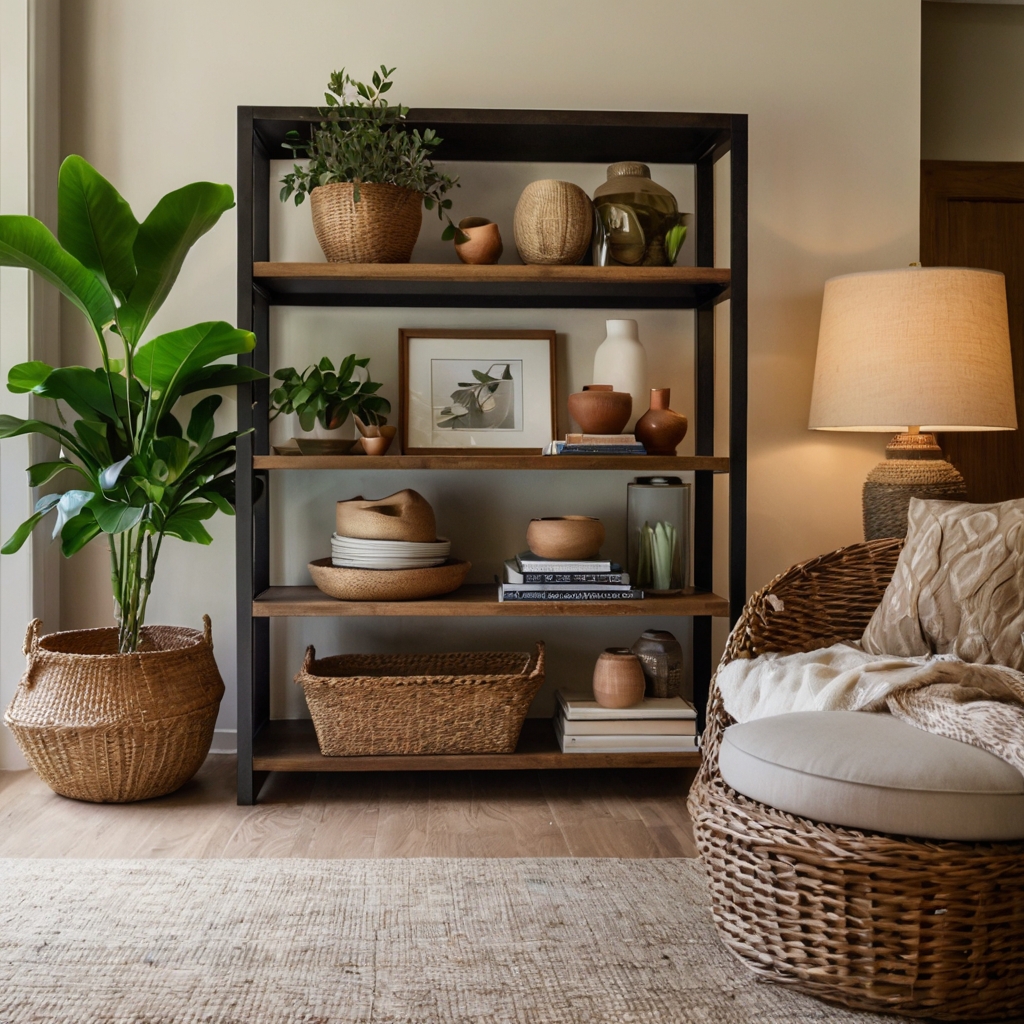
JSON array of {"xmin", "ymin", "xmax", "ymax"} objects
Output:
[
  {"xmin": 567, "ymin": 384, "xmax": 632, "ymax": 435},
  {"xmin": 361, "ymin": 434, "xmax": 393, "ymax": 456},
  {"xmin": 634, "ymin": 388, "xmax": 688, "ymax": 456},
  {"xmin": 526, "ymin": 516, "xmax": 604, "ymax": 560},
  {"xmin": 592, "ymin": 648, "xmax": 646, "ymax": 709},
  {"xmin": 454, "ymin": 217, "xmax": 503, "ymax": 265}
]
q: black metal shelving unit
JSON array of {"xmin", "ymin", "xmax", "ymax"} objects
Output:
[{"xmin": 236, "ymin": 107, "xmax": 747, "ymax": 805}]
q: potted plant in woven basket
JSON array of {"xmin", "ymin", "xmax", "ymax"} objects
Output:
[
  {"xmin": 0, "ymin": 156, "xmax": 264, "ymax": 803},
  {"xmin": 280, "ymin": 65, "xmax": 466, "ymax": 263}
]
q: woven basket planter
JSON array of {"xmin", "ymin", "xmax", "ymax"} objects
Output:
[
  {"xmin": 687, "ymin": 540, "xmax": 1024, "ymax": 1020},
  {"xmin": 309, "ymin": 182, "xmax": 423, "ymax": 263},
  {"xmin": 296, "ymin": 643, "xmax": 545, "ymax": 756},
  {"xmin": 4, "ymin": 617, "xmax": 224, "ymax": 803}
]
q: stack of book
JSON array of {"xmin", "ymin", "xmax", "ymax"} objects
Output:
[
  {"xmin": 499, "ymin": 552, "xmax": 643, "ymax": 602},
  {"xmin": 545, "ymin": 433, "xmax": 646, "ymax": 456},
  {"xmin": 553, "ymin": 689, "xmax": 698, "ymax": 753}
]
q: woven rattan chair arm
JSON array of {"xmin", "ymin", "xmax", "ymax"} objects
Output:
[{"xmin": 696, "ymin": 538, "xmax": 902, "ymax": 779}]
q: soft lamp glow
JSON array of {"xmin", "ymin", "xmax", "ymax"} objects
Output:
[{"xmin": 809, "ymin": 266, "xmax": 1016, "ymax": 433}]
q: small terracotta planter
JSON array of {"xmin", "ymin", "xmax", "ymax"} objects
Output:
[
  {"xmin": 568, "ymin": 384, "xmax": 632, "ymax": 434},
  {"xmin": 592, "ymin": 648, "xmax": 646, "ymax": 708},
  {"xmin": 634, "ymin": 388, "xmax": 688, "ymax": 455},
  {"xmin": 454, "ymin": 217, "xmax": 503, "ymax": 265},
  {"xmin": 526, "ymin": 516, "xmax": 604, "ymax": 560}
]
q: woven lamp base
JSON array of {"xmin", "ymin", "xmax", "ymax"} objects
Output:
[{"xmin": 862, "ymin": 432, "xmax": 967, "ymax": 540}]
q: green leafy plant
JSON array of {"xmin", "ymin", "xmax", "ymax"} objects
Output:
[
  {"xmin": 636, "ymin": 520, "xmax": 679, "ymax": 591},
  {"xmin": 279, "ymin": 65, "xmax": 466, "ymax": 241},
  {"xmin": 0, "ymin": 156, "xmax": 264, "ymax": 653},
  {"xmin": 270, "ymin": 355, "xmax": 390, "ymax": 432}
]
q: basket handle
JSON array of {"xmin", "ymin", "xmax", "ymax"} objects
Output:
[
  {"xmin": 201, "ymin": 614, "xmax": 213, "ymax": 647},
  {"xmin": 22, "ymin": 618, "xmax": 42, "ymax": 656},
  {"xmin": 528, "ymin": 640, "xmax": 545, "ymax": 680},
  {"xmin": 302, "ymin": 645, "xmax": 316, "ymax": 674}
]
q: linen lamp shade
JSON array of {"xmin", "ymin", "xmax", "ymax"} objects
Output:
[{"xmin": 808, "ymin": 266, "xmax": 1016, "ymax": 539}]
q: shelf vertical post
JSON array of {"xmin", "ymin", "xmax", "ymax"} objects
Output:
[
  {"xmin": 729, "ymin": 116, "xmax": 749, "ymax": 627},
  {"xmin": 692, "ymin": 148, "xmax": 717, "ymax": 728},
  {"xmin": 236, "ymin": 107, "xmax": 271, "ymax": 804}
]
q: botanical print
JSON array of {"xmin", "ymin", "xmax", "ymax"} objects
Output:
[{"xmin": 432, "ymin": 359, "xmax": 523, "ymax": 432}]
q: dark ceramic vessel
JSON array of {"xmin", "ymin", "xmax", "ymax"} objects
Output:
[
  {"xmin": 634, "ymin": 388, "xmax": 688, "ymax": 455},
  {"xmin": 631, "ymin": 629, "xmax": 686, "ymax": 700}
]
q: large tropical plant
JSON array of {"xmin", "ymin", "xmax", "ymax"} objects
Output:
[{"xmin": 0, "ymin": 156, "xmax": 264, "ymax": 653}]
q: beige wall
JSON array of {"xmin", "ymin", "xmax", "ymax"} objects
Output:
[
  {"xmin": 923, "ymin": 1, "xmax": 1024, "ymax": 161},
  {"xmin": 58, "ymin": 0, "xmax": 920, "ymax": 736}
]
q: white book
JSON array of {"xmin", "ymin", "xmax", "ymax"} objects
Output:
[
  {"xmin": 556, "ymin": 689, "xmax": 696, "ymax": 721},
  {"xmin": 559, "ymin": 716, "xmax": 696, "ymax": 736},
  {"xmin": 501, "ymin": 582, "xmax": 633, "ymax": 592},
  {"xmin": 515, "ymin": 551, "xmax": 616, "ymax": 573},
  {"xmin": 554, "ymin": 718, "xmax": 699, "ymax": 753}
]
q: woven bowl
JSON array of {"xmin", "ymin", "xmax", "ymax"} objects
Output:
[
  {"xmin": 309, "ymin": 557, "xmax": 471, "ymax": 601},
  {"xmin": 310, "ymin": 182, "xmax": 423, "ymax": 263}
]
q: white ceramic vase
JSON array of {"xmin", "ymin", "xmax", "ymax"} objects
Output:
[{"xmin": 592, "ymin": 319, "xmax": 648, "ymax": 430}]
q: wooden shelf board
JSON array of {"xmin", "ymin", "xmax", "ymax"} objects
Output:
[
  {"xmin": 253, "ymin": 453, "xmax": 729, "ymax": 472},
  {"xmin": 253, "ymin": 262, "xmax": 731, "ymax": 309},
  {"xmin": 252, "ymin": 584, "xmax": 729, "ymax": 618},
  {"xmin": 252, "ymin": 718, "xmax": 702, "ymax": 772}
]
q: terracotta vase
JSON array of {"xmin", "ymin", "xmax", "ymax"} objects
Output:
[
  {"xmin": 634, "ymin": 388, "xmax": 688, "ymax": 456},
  {"xmin": 567, "ymin": 385, "xmax": 632, "ymax": 435},
  {"xmin": 336, "ymin": 489, "xmax": 436, "ymax": 542},
  {"xmin": 454, "ymin": 217, "xmax": 503, "ymax": 265},
  {"xmin": 526, "ymin": 516, "xmax": 604, "ymax": 560},
  {"xmin": 592, "ymin": 648, "xmax": 646, "ymax": 709}
]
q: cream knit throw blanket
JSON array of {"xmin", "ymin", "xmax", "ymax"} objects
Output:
[{"xmin": 717, "ymin": 644, "xmax": 1024, "ymax": 774}]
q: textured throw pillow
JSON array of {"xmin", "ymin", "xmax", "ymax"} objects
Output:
[{"xmin": 861, "ymin": 497, "xmax": 1024, "ymax": 670}]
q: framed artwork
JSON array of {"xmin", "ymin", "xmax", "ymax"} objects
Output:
[{"xmin": 399, "ymin": 329, "xmax": 557, "ymax": 454}]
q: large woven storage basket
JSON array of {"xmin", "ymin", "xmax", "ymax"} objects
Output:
[
  {"xmin": 309, "ymin": 182, "xmax": 422, "ymax": 263},
  {"xmin": 296, "ymin": 643, "xmax": 544, "ymax": 756},
  {"xmin": 4, "ymin": 617, "xmax": 224, "ymax": 803}
]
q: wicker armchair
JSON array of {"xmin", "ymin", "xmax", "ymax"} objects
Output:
[{"xmin": 687, "ymin": 539, "xmax": 1024, "ymax": 1020}]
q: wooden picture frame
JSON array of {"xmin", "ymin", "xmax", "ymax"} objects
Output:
[{"xmin": 399, "ymin": 329, "xmax": 558, "ymax": 455}]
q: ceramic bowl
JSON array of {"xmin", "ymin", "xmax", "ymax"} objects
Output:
[
  {"xmin": 309, "ymin": 557, "xmax": 471, "ymax": 601},
  {"xmin": 567, "ymin": 385, "xmax": 632, "ymax": 435},
  {"xmin": 526, "ymin": 516, "xmax": 604, "ymax": 561}
]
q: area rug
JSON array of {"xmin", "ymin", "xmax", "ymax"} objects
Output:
[{"xmin": 0, "ymin": 857, "xmax": 891, "ymax": 1023}]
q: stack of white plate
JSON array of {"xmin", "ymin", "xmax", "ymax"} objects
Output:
[{"xmin": 330, "ymin": 534, "xmax": 451, "ymax": 570}]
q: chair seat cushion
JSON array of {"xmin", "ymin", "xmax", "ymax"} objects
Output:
[{"xmin": 719, "ymin": 711, "xmax": 1024, "ymax": 841}]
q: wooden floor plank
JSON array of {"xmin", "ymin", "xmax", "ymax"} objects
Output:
[{"xmin": 0, "ymin": 757, "xmax": 699, "ymax": 859}]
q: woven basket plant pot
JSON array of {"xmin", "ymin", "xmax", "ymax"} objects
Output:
[
  {"xmin": 309, "ymin": 181, "xmax": 423, "ymax": 263},
  {"xmin": 4, "ymin": 616, "xmax": 224, "ymax": 803}
]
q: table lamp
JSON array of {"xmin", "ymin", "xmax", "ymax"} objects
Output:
[{"xmin": 808, "ymin": 266, "xmax": 1016, "ymax": 539}]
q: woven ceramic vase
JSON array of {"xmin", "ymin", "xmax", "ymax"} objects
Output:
[
  {"xmin": 310, "ymin": 182, "xmax": 422, "ymax": 263},
  {"xmin": 513, "ymin": 180, "xmax": 592, "ymax": 265},
  {"xmin": 4, "ymin": 617, "xmax": 224, "ymax": 803}
]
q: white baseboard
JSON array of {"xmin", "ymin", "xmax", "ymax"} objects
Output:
[{"xmin": 209, "ymin": 728, "xmax": 237, "ymax": 755}]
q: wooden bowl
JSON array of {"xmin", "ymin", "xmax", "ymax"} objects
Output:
[
  {"xmin": 526, "ymin": 516, "xmax": 604, "ymax": 560},
  {"xmin": 592, "ymin": 648, "xmax": 646, "ymax": 708},
  {"xmin": 308, "ymin": 558, "xmax": 470, "ymax": 601}
]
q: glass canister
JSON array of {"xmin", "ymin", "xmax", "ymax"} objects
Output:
[
  {"xmin": 592, "ymin": 162, "xmax": 689, "ymax": 267},
  {"xmin": 627, "ymin": 476, "xmax": 690, "ymax": 594}
]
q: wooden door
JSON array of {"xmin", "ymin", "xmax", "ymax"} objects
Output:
[{"xmin": 921, "ymin": 160, "xmax": 1024, "ymax": 501}]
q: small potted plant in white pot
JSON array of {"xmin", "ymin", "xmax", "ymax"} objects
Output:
[
  {"xmin": 269, "ymin": 354, "xmax": 391, "ymax": 454},
  {"xmin": 0, "ymin": 156, "xmax": 264, "ymax": 803},
  {"xmin": 279, "ymin": 65, "xmax": 465, "ymax": 263}
]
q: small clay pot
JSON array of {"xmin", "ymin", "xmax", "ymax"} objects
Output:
[
  {"xmin": 634, "ymin": 388, "xmax": 688, "ymax": 456},
  {"xmin": 592, "ymin": 648, "xmax": 646, "ymax": 709},
  {"xmin": 526, "ymin": 516, "xmax": 604, "ymax": 560},
  {"xmin": 361, "ymin": 434, "xmax": 393, "ymax": 456},
  {"xmin": 631, "ymin": 629, "xmax": 686, "ymax": 699},
  {"xmin": 567, "ymin": 385, "xmax": 632, "ymax": 435},
  {"xmin": 454, "ymin": 217, "xmax": 503, "ymax": 265}
]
